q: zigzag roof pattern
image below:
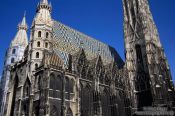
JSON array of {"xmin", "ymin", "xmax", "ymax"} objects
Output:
[{"xmin": 52, "ymin": 21, "xmax": 124, "ymax": 68}]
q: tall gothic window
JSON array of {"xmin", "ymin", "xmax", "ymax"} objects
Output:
[
  {"xmin": 135, "ymin": 45, "xmax": 143, "ymax": 64},
  {"xmin": 12, "ymin": 49, "xmax": 16, "ymax": 54},
  {"xmin": 37, "ymin": 41, "xmax": 40, "ymax": 47},
  {"xmin": 50, "ymin": 74, "xmax": 55, "ymax": 90},
  {"xmin": 38, "ymin": 31, "xmax": 41, "ymax": 37},
  {"xmin": 101, "ymin": 90, "xmax": 110, "ymax": 116},
  {"xmin": 36, "ymin": 52, "xmax": 39, "ymax": 58},
  {"xmin": 49, "ymin": 74, "xmax": 62, "ymax": 98},
  {"xmin": 81, "ymin": 85, "xmax": 92, "ymax": 116},
  {"xmin": 56, "ymin": 75, "xmax": 62, "ymax": 91}
]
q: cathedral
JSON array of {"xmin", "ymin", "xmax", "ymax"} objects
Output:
[{"xmin": 0, "ymin": 0, "xmax": 174, "ymax": 116}]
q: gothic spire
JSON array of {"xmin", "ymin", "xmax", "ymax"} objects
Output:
[
  {"xmin": 11, "ymin": 13, "xmax": 28, "ymax": 47},
  {"xmin": 37, "ymin": 0, "xmax": 52, "ymax": 13}
]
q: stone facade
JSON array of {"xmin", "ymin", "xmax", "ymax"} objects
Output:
[
  {"xmin": 123, "ymin": 0, "xmax": 175, "ymax": 113},
  {"xmin": 1, "ymin": 0, "xmax": 175, "ymax": 116}
]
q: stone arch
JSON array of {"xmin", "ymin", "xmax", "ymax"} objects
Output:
[
  {"xmin": 77, "ymin": 49, "xmax": 87, "ymax": 76},
  {"xmin": 95, "ymin": 55, "xmax": 103, "ymax": 77},
  {"xmin": 23, "ymin": 77, "xmax": 31, "ymax": 97},
  {"xmin": 66, "ymin": 107, "xmax": 73, "ymax": 116}
]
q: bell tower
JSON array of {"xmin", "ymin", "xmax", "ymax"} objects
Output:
[
  {"xmin": 123, "ymin": 0, "xmax": 174, "ymax": 110},
  {"xmin": 28, "ymin": 0, "xmax": 53, "ymax": 73}
]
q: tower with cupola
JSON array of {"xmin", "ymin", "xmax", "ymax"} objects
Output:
[
  {"xmin": 28, "ymin": 0, "xmax": 53, "ymax": 73},
  {"xmin": 0, "ymin": 14, "xmax": 28, "ymax": 116}
]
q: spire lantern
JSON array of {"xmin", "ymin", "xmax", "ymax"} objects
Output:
[
  {"xmin": 41, "ymin": 0, "xmax": 49, "ymax": 4},
  {"xmin": 37, "ymin": 0, "xmax": 52, "ymax": 13}
]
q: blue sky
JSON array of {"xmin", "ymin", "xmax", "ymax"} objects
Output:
[{"xmin": 0, "ymin": 0, "xmax": 174, "ymax": 83}]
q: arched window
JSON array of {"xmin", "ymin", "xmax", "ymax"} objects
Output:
[
  {"xmin": 46, "ymin": 32, "xmax": 49, "ymax": 38},
  {"xmin": 35, "ymin": 63, "xmax": 38, "ymax": 69},
  {"xmin": 50, "ymin": 74, "xmax": 55, "ymax": 90},
  {"xmin": 56, "ymin": 75, "xmax": 62, "ymax": 91},
  {"xmin": 12, "ymin": 49, "xmax": 16, "ymax": 54},
  {"xmin": 45, "ymin": 42, "xmax": 48, "ymax": 48},
  {"xmin": 11, "ymin": 58, "xmax": 15, "ymax": 63},
  {"xmin": 36, "ymin": 52, "xmax": 39, "ymax": 58},
  {"xmin": 38, "ymin": 31, "xmax": 41, "ymax": 37},
  {"xmin": 37, "ymin": 41, "xmax": 40, "ymax": 47}
]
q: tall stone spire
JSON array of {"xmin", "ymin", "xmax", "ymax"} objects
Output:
[
  {"xmin": 123, "ymin": 0, "xmax": 174, "ymax": 111},
  {"xmin": 11, "ymin": 13, "xmax": 28, "ymax": 47}
]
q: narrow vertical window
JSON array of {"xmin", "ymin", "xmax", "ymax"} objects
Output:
[
  {"xmin": 46, "ymin": 32, "xmax": 49, "ymax": 38},
  {"xmin": 38, "ymin": 31, "xmax": 41, "ymax": 37},
  {"xmin": 36, "ymin": 52, "xmax": 39, "ymax": 58},
  {"xmin": 37, "ymin": 41, "xmax": 40, "ymax": 47},
  {"xmin": 12, "ymin": 49, "xmax": 16, "ymax": 54},
  {"xmin": 11, "ymin": 58, "xmax": 15, "ymax": 63},
  {"xmin": 45, "ymin": 42, "xmax": 48, "ymax": 48}
]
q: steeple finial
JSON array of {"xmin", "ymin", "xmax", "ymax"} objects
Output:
[
  {"xmin": 18, "ymin": 12, "xmax": 28, "ymax": 30},
  {"xmin": 37, "ymin": 0, "xmax": 51, "ymax": 13},
  {"xmin": 21, "ymin": 11, "xmax": 27, "ymax": 26}
]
